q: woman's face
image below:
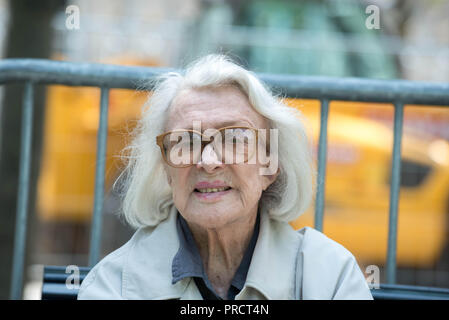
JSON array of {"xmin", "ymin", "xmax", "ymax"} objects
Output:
[{"xmin": 164, "ymin": 86, "xmax": 278, "ymax": 229}]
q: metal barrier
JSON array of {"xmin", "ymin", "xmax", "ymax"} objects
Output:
[{"xmin": 1, "ymin": 58, "xmax": 449, "ymax": 300}]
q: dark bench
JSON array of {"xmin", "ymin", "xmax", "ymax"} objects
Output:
[
  {"xmin": 371, "ymin": 283, "xmax": 449, "ymax": 300},
  {"xmin": 41, "ymin": 265, "xmax": 449, "ymax": 300},
  {"xmin": 41, "ymin": 265, "xmax": 91, "ymax": 300}
]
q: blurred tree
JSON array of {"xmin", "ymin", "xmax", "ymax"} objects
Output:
[
  {"xmin": 0, "ymin": 0, "xmax": 64, "ymax": 299},
  {"xmin": 194, "ymin": 0, "xmax": 399, "ymax": 78}
]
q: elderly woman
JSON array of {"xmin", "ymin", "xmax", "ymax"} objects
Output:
[{"xmin": 78, "ymin": 55, "xmax": 373, "ymax": 300}]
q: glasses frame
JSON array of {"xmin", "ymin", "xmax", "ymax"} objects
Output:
[{"xmin": 156, "ymin": 126, "xmax": 260, "ymax": 168}]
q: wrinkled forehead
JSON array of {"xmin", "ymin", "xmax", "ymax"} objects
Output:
[{"xmin": 165, "ymin": 86, "xmax": 268, "ymax": 132}]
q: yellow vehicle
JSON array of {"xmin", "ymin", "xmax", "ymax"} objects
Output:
[
  {"xmin": 288, "ymin": 100, "xmax": 449, "ymax": 268},
  {"xmin": 37, "ymin": 84, "xmax": 146, "ymax": 221},
  {"xmin": 37, "ymin": 66, "xmax": 449, "ymax": 269}
]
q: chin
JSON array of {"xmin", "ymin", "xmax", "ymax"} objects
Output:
[{"xmin": 188, "ymin": 209, "xmax": 238, "ymax": 229}]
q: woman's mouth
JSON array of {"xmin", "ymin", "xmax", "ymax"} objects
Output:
[
  {"xmin": 194, "ymin": 186, "xmax": 231, "ymax": 193},
  {"xmin": 193, "ymin": 186, "xmax": 232, "ymax": 201}
]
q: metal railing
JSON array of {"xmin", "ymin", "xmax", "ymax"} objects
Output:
[{"xmin": 1, "ymin": 59, "xmax": 449, "ymax": 300}]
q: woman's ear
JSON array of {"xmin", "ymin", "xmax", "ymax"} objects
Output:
[{"xmin": 262, "ymin": 168, "xmax": 280, "ymax": 191}]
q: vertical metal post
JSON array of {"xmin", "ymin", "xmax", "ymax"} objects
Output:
[
  {"xmin": 10, "ymin": 82, "xmax": 34, "ymax": 300},
  {"xmin": 88, "ymin": 88, "xmax": 109, "ymax": 267},
  {"xmin": 386, "ymin": 102, "xmax": 404, "ymax": 284},
  {"xmin": 314, "ymin": 99, "xmax": 329, "ymax": 232}
]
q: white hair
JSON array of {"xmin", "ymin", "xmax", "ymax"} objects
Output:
[{"xmin": 117, "ymin": 54, "xmax": 315, "ymax": 229}]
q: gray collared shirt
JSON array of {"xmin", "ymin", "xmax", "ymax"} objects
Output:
[{"xmin": 172, "ymin": 212, "xmax": 260, "ymax": 300}]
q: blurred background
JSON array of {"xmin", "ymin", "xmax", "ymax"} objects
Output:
[{"xmin": 0, "ymin": 0, "xmax": 449, "ymax": 299}]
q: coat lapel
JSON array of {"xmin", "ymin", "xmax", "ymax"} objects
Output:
[
  {"xmin": 122, "ymin": 206, "xmax": 190, "ymax": 299},
  {"xmin": 236, "ymin": 207, "xmax": 303, "ymax": 300},
  {"xmin": 121, "ymin": 205, "xmax": 303, "ymax": 300}
]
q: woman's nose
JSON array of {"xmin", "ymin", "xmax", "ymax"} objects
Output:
[{"xmin": 196, "ymin": 143, "xmax": 224, "ymax": 172}]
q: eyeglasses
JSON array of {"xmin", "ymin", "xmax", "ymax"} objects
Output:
[{"xmin": 156, "ymin": 126, "xmax": 259, "ymax": 168}]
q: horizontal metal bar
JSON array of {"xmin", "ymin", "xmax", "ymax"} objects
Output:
[
  {"xmin": 10, "ymin": 82, "xmax": 34, "ymax": 300},
  {"xmin": 0, "ymin": 59, "xmax": 174, "ymax": 90},
  {"xmin": 371, "ymin": 291, "xmax": 449, "ymax": 300},
  {"xmin": 379, "ymin": 283, "xmax": 449, "ymax": 294},
  {"xmin": 43, "ymin": 266, "xmax": 90, "ymax": 283},
  {"xmin": 372, "ymin": 283, "xmax": 449, "ymax": 300},
  {"xmin": 260, "ymin": 73, "xmax": 449, "ymax": 105},
  {"xmin": 1, "ymin": 59, "xmax": 449, "ymax": 105}
]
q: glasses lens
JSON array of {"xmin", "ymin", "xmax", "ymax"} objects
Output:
[
  {"xmin": 163, "ymin": 131, "xmax": 202, "ymax": 166},
  {"xmin": 160, "ymin": 127, "xmax": 258, "ymax": 167},
  {"xmin": 219, "ymin": 128, "xmax": 257, "ymax": 164}
]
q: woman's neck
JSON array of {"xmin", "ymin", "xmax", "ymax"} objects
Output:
[{"xmin": 187, "ymin": 208, "xmax": 259, "ymax": 299}]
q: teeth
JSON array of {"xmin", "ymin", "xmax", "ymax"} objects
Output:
[{"xmin": 197, "ymin": 187, "xmax": 230, "ymax": 193}]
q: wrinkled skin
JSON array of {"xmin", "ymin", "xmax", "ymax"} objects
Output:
[{"xmin": 164, "ymin": 86, "xmax": 278, "ymax": 298}]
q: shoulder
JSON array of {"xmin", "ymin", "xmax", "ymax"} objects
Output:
[
  {"xmin": 299, "ymin": 226, "xmax": 355, "ymax": 262},
  {"xmin": 298, "ymin": 227, "xmax": 373, "ymax": 300},
  {"xmin": 77, "ymin": 226, "xmax": 156, "ymax": 300}
]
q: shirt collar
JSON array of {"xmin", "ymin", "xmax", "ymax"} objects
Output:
[
  {"xmin": 172, "ymin": 211, "xmax": 260, "ymax": 291},
  {"xmin": 171, "ymin": 214, "xmax": 203, "ymax": 283}
]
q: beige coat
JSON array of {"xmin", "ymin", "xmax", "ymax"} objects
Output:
[{"xmin": 78, "ymin": 205, "xmax": 373, "ymax": 300}]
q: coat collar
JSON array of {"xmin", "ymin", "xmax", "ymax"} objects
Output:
[
  {"xmin": 239, "ymin": 208, "xmax": 302, "ymax": 299},
  {"xmin": 122, "ymin": 205, "xmax": 302, "ymax": 300}
]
